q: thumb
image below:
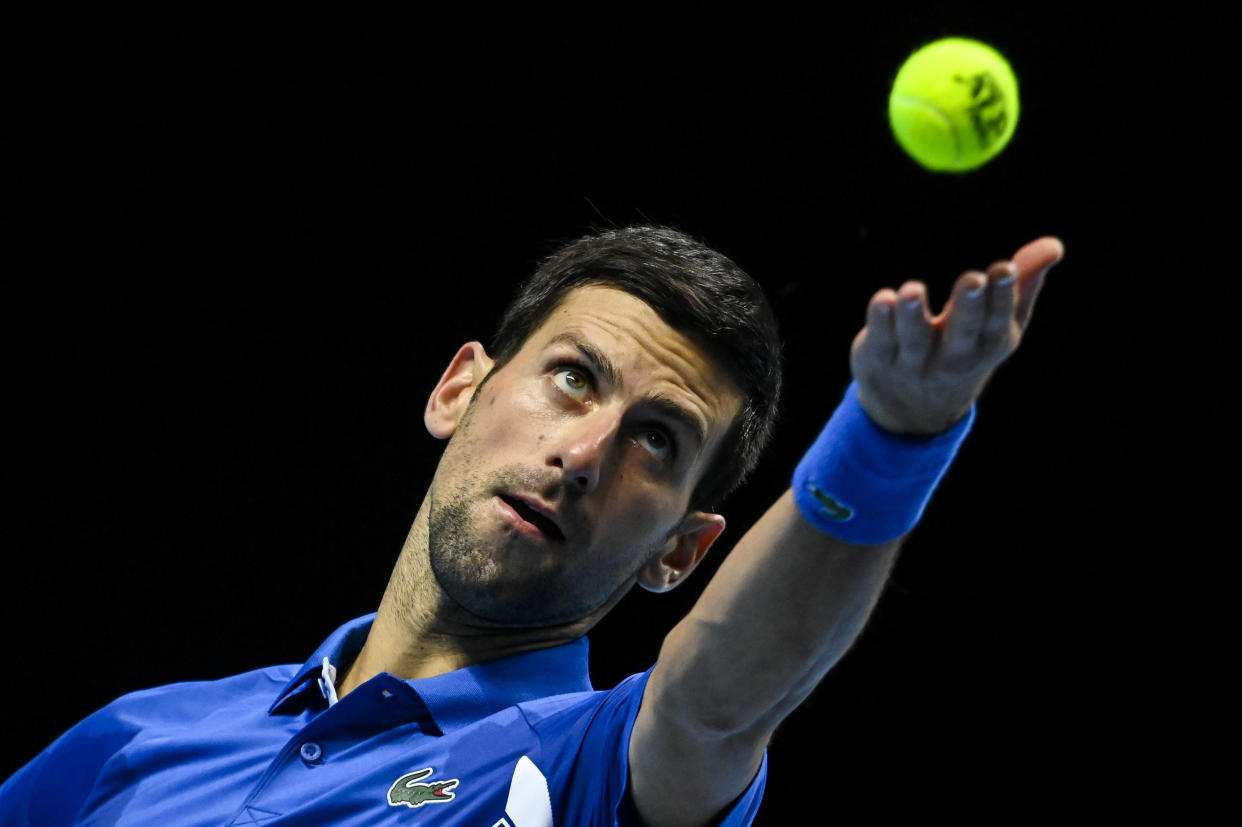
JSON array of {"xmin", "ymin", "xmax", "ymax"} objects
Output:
[{"xmin": 1012, "ymin": 236, "xmax": 1065, "ymax": 328}]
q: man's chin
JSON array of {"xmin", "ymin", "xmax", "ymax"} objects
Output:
[
  {"xmin": 431, "ymin": 558, "xmax": 628, "ymax": 630},
  {"xmin": 444, "ymin": 585, "xmax": 587, "ymax": 629}
]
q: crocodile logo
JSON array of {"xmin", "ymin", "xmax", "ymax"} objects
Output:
[
  {"xmin": 808, "ymin": 483, "xmax": 854, "ymax": 521},
  {"xmin": 387, "ymin": 767, "xmax": 460, "ymax": 808}
]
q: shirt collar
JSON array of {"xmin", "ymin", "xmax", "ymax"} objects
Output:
[
  {"xmin": 269, "ymin": 614, "xmax": 594, "ymax": 730},
  {"xmin": 269, "ymin": 613, "xmax": 377, "ymax": 714}
]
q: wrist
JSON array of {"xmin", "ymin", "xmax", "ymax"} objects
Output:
[{"xmin": 792, "ymin": 381, "xmax": 975, "ymax": 544}]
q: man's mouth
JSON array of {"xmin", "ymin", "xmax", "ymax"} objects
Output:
[{"xmin": 498, "ymin": 495, "xmax": 566, "ymax": 542}]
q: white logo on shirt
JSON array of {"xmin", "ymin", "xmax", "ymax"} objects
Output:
[{"xmin": 497, "ymin": 756, "xmax": 552, "ymax": 827}]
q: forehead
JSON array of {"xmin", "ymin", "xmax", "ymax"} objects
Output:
[{"xmin": 521, "ymin": 285, "xmax": 742, "ymax": 441}]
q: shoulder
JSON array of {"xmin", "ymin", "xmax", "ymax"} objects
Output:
[
  {"xmin": 10, "ymin": 665, "xmax": 296, "ymax": 785},
  {"xmin": 498, "ymin": 671, "xmax": 653, "ymax": 825},
  {"xmin": 516, "ymin": 669, "xmax": 651, "ymax": 732},
  {"xmin": 92, "ymin": 664, "xmax": 297, "ymax": 729}
]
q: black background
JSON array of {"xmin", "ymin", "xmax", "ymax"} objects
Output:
[{"xmin": 8, "ymin": 6, "xmax": 1219, "ymax": 822}]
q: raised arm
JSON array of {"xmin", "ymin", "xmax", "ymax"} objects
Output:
[{"xmin": 629, "ymin": 237, "xmax": 1065, "ymax": 827}]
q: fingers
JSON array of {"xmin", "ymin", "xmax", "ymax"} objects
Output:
[
  {"xmin": 855, "ymin": 236, "xmax": 1063, "ymax": 377},
  {"xmin": 938, "ymin": 261, "xmax": 1018, "ymax": 366},
  {"xmin": 893, "ymin": 282, "xmax": 933, "ymax": 369},
  {"xmin": 980, "ymin": 261, "xmax": 1018, "ymax": 353},
  {"xmin": 853, "ymin": 283, "xmax": 930, "ymax": 370},
  {"xmin": 939, "ymin": 270, "xmax": 988, "ymax": 363},
  {"xmin": 854, "ymin": 287, "xmax": 899, "ymax": 366}
]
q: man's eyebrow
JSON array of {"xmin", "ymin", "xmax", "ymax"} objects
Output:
[
  {"xmin": 547, "ymin": 332, "xmax": 623, "ymax": 391},
  {"xmin": 645, "ymin": 393, "xmax": 708, "ymax": 454}
]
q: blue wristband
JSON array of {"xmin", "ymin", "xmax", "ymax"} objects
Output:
[{"xmin": 792, "ymin": 381, "xmax": 975, "ymax": 545}]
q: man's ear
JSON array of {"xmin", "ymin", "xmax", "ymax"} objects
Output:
[
  {"xmin": 425, "ymin": 342, "xmax": 495, "ymax": 439},
  {"xmin": 637, "ymin": 512, "xmax": 727, "ymax": 593}
]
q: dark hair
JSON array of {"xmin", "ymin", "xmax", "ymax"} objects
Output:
[{"xmin": 489, "ymin": 226, "xmax": 783, "ymax": 510}]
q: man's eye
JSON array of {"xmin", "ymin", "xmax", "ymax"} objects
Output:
[
  {"xmin": 638, "ymin": 428, "xmax": 673, "ymax": 461},
  {"xmin": 552, "ymin": 368, "xmax": 591, "ymax": 398}
]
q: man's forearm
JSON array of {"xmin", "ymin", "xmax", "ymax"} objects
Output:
[{"xmin": 651, "ymin": 489, "xmax": 902, "ymax": 738}]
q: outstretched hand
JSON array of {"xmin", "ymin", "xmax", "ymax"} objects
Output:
[{"xmin": 851, "ymin": 237, "xmax": 1065, "ymax": 436}]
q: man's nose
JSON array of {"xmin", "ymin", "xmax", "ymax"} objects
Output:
[{"xmin": 549, "ymin": 410, "xmax": 622, "ymax": 494}]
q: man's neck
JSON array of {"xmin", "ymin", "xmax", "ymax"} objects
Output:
[{"xmin": 336, "ymin": 500, "xmax": 588, "ymax": 698}]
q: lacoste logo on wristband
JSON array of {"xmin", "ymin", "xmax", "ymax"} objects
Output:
[
  {"xmin": 808, "ymin": 483, "xmax": 854, "ymax": 521},
  {"xmin": 387, "ymin": 767, "xmax": 459, "ymax": 808}
]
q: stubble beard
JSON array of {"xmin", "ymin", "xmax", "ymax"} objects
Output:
[{"xmin": 427, "ymin": 463, "xmax": 603, "ymax": 628}]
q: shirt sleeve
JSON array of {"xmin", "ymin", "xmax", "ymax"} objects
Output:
[
  {"xmin": 561, "ymin": 667, "xmax": 768, "ymax": 827},
  {"xmin": 0, "ymin": 704, "xmax": 140, "ymax": 827}
]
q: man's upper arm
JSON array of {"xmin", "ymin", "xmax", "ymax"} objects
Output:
[
  {"xmin": 627, "ymin": 491, "xmax": 902, "ymax": 827},
  {"xmin": 628, "ymin": 678, "xmax": 769, "ymax": 827}
]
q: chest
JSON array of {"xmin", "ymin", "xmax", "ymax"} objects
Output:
[{"xmin": 78, "ymin": 700, "xmax": 579, "ymax": 825}]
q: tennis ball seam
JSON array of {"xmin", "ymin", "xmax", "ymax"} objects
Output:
[{"xmin": 890, "ymin": 93, "xmax": 962, "ymax": 167}]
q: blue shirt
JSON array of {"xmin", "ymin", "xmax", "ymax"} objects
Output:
[{"xmin": 1, "ymin": 615, "xmax": 767, "ymax": 826}]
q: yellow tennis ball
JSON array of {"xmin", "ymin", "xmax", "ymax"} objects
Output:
[{"xmin": 888, "ymin": 37, "xmax": 1019, "ymax": 172}]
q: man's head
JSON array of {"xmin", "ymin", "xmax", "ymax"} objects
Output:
[
  {"xmin": 418, "ymin": 227, "xmax": 782, "ymax": 629},
  {"xmin": 488, "ymin": 226, "xmax": 783, "ymax": 511}
]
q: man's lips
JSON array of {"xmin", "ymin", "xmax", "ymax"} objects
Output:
[{"xmin": 496, "ymin": 494, "xmax": 566, "ymax": 542}]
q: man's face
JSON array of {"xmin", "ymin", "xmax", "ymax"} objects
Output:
[{"xmin": 425, "ymin": 285, "xmax": 741, "ymax": 628}]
